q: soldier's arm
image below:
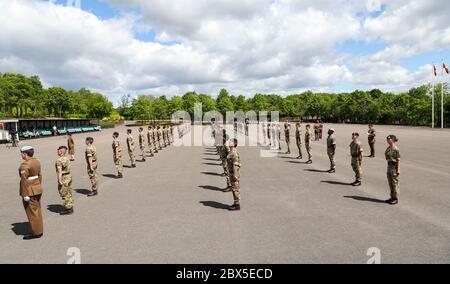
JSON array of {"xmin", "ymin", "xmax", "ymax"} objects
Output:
[
  {"xmin": 359, "ymin": 148, "xmax": 363, "ymax": 164},
  {"xmin": 57, "ymin": 161, "xmax": 63, "ymax": 185}
]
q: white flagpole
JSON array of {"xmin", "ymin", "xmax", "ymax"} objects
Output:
[
  {"xmin": 442, "ymin": 61, "xmax": 445, "ymax": 129},
  {"xmin": 432, "ymin": 65, "xmax": 435, "ymax": 128}
]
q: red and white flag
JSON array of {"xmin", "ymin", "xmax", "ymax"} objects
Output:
[
  {"xmin": 433, "ymin": 64, "xmax": 438, "ymax": 76},
  {"xmin": 444, "ymin": 63, "xmax": 449, "ymax": 74}
]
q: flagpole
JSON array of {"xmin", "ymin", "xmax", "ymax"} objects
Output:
[
  {"xmin": 442, "ymin": 61, "xmax": 444, "ymax": 129},
  {"xmin": 432, "ymin": 67, "xmax": 435, "ymax": 128}
]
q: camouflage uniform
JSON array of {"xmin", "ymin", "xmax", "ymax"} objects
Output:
[
  {"xmin": 157, "ymin": 128, "xmax": 163, "ymax": 149},
  {"xmin": 147, "ymin": 129, "xmax": 154, "ymax": 155},
  {"xmin": 385, "ymin": 145, "xmax": 401, "ymax": 200},
  {"xmin": 368, "ymin": 128, "xmax": 376, "ymax": 157},
  {"xmin": 55, "ymin": 156, "xmax": 73, "ymax": 209},
  {"xmin": 327, "ymin": 133, "xmax": 336, "ymax": 170},
  {"xmin": 112, "ymin": 138, "xmax": 123, "ymax": 175},
  {"xmin": 227, "ymin": 147, "xmax": 241, "ymax": 205},
  {"xmin": 295, "ymin": 127, "xmax": 303, "ymax": 158},
  {"xmin": 284, "ymin": 124, "xmax": 291, "ymax": 153},
  {"xmin": 85, "ymin": 145, "xmax": 99, "ymax": 192},
  {"xmin": 350, "ymin": 141, "xmax": 363, "ymax": 182},
  {"xmin": 305, "ymin": 128, "xmax": 312, "ymax": 161},
  {"xmin": 152, "ymin": 128, "xmax": 158, "ymax": 152},
  {"xmin": 219, "ymin": 141, "xmax": 231, "ymax": 188},
  {"xmin": 139, "ymin": 132, "xmax": 146, "ymax": 161},
  {"xmin": 127, "ymin": 134, "xmax": 136, "ymax": 166}
]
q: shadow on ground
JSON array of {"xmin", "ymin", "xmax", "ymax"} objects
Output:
[
  {"xmin": 321, "ymin": 181, "xmax": 354, "ymax": 186},
  {"xmin": 201, "ymin": 172, "xmax": 223, "ymax": 177},
  {"xmin": 75, "ymin": 189, "xmax": 92, "ymax": 195},
  {"xmin": 344, "ymin": 195, "xmax": 386, "ymax": 204},
  {"xmin": 47, "ymin": 204, "xmax": 65, "ymax": 214},
  {"xmin": 198, "ymin": 185, "xmax": 226, "ymax": 192},
  {"xmin": 11, "ymin": 222, "xmax": 30, "ymax": 236},
  {"xmin": 199, "ymin": 201, "xmax": 229, "ymax": 210}
]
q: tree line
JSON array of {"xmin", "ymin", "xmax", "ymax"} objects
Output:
[{"xmin": 1, "ymin": 72, "xmax": 449, "ymax": 126}]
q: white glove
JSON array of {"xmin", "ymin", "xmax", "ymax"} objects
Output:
[{"xmin": 23, "ymin": 196, "xmax": 30, "ymax": 202}]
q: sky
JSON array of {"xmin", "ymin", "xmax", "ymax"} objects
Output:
[{"xmin": 0, "ymin": 0, "xmax": 449, "ymax": 104}]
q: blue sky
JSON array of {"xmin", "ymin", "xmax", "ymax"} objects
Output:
[{"xmin": 1, "ymin": 0, "xmax": 449, "ymax": 101}]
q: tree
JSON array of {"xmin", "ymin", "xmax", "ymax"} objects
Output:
[
  {"xmin": 86, "ymin": 93, "xmax": 113, "ymax": 119},
  {"xmin": 131, "ymin": 95, "xmax": 153, "ymax": 120},
  {"xmin": 216, "ymin": 88, "xmax": 234, "ymax": 114}
]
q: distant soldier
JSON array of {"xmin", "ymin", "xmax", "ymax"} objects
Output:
[
  {"xmin": 295, "ymin": 123, "xmax": 303, "ymax": 159},
  {"xmin": 385, "ymin": 135, "xmax": 401, "ymax": 205},
  {"xmin": 284, "ymin": 122, "xmax": 291, "ymax": 154},
  {"xmin": 305, "ymin": 125, "xmax": 313, "ymax": 164},
  {"xmin": 220, "ymin": 135, "xmax": 232, "ymax": 190},
  {"xmin": 262, "ymin": 122, "xmax": 267, "ymax": 145},
  {"xmin": 55, "ymin": 146, "xmax": 74, "ymax": 215},
  {"xmin": 85, "ymin": 137, "xmax": 99, "ymax": 196},
  {"xmin": 326, "ymin": 129, "xmax": 337, "ymax": 173},
  {"xmin": 152, "ymin": 126, "xmax": 158, "ymax": 153},
  {"xmin": 147, "ymin": 126, "xmax": 154, "ymax": 157},
  {"xmin": 67, "ymin": 133, "xmax": 75, "ymax": 161},
  {"xmin": 19, "ymin": 146, "xmax": 44, "ymax": 240},
  {"xmin": 233, "ymin": 118, "xmax": 238, "ymax": 136},
  {"xmin": 314, "ymin": 121, "xmax": 319, "ymax": 141},
  {"xmin": 227, "ymin": 138, "xmax": 241, "ymax": 211},
  {"xmin": 276, "ymin": 123, "xmax": 281, "ymax": 150},
  {"xmin": 319, "ymin": 122, "xmax": 324, "ymax": 140},
  {"xmin": 267, "ymin": 122, "xmax": 272, "ymax": 146},
  {"xmin": 112, "ymin": 132, "xmax": 123, "ymax": 178},
  {"xmin": 170, "ymin": 125, "xmax": 174, "ymax": 143},
  {"xmin": 368, "ymin": 124, "xmax": 376, "ymax": 158},
  {"xmin": 127, "ymin": 129, "xmax": 137, "ymax": 168},
  {"xmin": 162, "ymin": 126, "xmax": 168, "ymax": 147},
  {"xmin": 157, "ymin": 126, "xmax": 163, "ymax": 150},
  {"xmin": 138, "ymin": 127, "xmax": 146, "ymax": 162},
  {"xmin": 245, "ymin": 118, "xmax": 250, "ymax": 136},
  {"xmin": 349, "ymin": 133, "xmax": 363, "ymax": 186}
]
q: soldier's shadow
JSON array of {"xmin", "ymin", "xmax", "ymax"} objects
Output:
[
  {"xmin": 47, "ymin": 204, "xmax": 65, "ymax": 214},
  {"xmin": 11, "ymin": 222, "xmax": 30, "ymax": 236},
  {"xmin": 75, "ymin": 189, "xmax": 92, "ymax": 195},
  {"xmin": 198, "ymin": 185, "xmax": 226, "ymax": 192},
  {"xmin": 201, "ymin": 172, "xmax": 223, "ymax": 177},
  {"xmin": 102, "ymin": 174, "xmax": 117, "ymax": 179},
  {"xmin": 199, "ymin": 201, "xmax": 229, "ymax": 210}
]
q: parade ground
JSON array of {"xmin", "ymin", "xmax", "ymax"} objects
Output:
[{"xmin": 0, "ymin": 124, "xmax": 449, "ymax": 264}]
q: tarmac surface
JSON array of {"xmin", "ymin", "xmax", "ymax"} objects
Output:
[{"xmin": 0, "ymin": 123, "xmax": 449, "ymax": 264}]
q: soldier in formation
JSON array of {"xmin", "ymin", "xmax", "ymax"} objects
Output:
[
  {"xmin": 85, "ymin": 137, "xmax": 99, "ymax": 196},
  {"xmin": 55, "ymin": 146, "xmax": 74, "ymax": 215},
  {"xmin": 112, "ymin": 132, "xmax": 123, "ymax": 179},
  {"xmin": 127, "ymin": 129, "xmax": 137, "ymax": 168}
]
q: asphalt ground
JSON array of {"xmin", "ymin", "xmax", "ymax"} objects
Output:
[{"xmin": 0, "ymin": 123, "xmax": 449, "ymax": 263}]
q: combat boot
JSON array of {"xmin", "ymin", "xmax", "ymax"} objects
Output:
[
  {"xmin": 87, "ymin": 190, "xmax": 98, "ymax": 197},
  {"xmin": 228, "ymin": 204, "xmax": 240, "ymax": 211},
  {"xmin": 60, "ymin": 208, "xmax": 74, "ymax": 215},
  {"xmin": 117, "ymin": 173, "xmax": 123, "ymax": 179}
]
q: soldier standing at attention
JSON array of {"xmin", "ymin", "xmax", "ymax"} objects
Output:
[
  {"xmin": 221, "ymin": 135, "xmax": 232, "ymax": 191},
  {"xmin": 368, "ymin": 124, "xmax": 376, "ymax": 158},
  {"xmin": 127, "ymin": 129, "xmax": 137, "ymax": 168},
  {"xmin": 385, "ymin": 135, "xmax": 401, "ymax": 205},
  {"xmin": 147, "ymin": 126, "xmax": 154, "ymax": 157},
  {"xmin": 245, "ymin": 118, "xmax": 249, "ymax": 136},
  {"xmin": 55, "ymin": 146, "xmax": 74, "ymax": 215},
  {"xmin": 326, "ymin": 129, "xmax": 337, "ymax": 173},
  {"xmin": 152, "ymin": 126, "xmax": 159, "ymax": 153},
  {"xmin": 227, "ymin": 138, "xmax": 241, "ymax": 211},
  {"xmin": 276, "ymin": 123, "xmax": 281, "ymax": 150},
  {"xmin": 85, "ymin": 137, "xmax": 99, "ymax": 197},
  {"xmin": 319, "ymin": 122, "xmax": 324, "ymax": 140},
  {"xmin": 267, "ymin": 121, "xmax": 272, "ymax": 146},
  {"xmin": 112, "ymin": 132, "xmax": 123, "ymax": 179},
  {"xmin": 262, "ymin": 122, "xmax": 267, "ymax": 145},
  {"xmin": 157, "ymin": 126, "xmax": 163, "ymax": 149},
  {"xmin": 19, "ymin": 146, "xmax": 44, "ymax": 240},
  {"xmin": 67, "ymin": 133, "xmax": 75, "ymax": 161},
  {"xmin": 284, "ymin": 122, "xmax": 291, "ymax": 154},
  {"xmin": 314, "ymin": 121, "xmax": 319, "ymax": 141},
  {"xmin": 349, "ymin": 133, "xmax": 363, "ymax": 186},
  {"xmin": 295, "ymin": 123, "xmax": 303, "ymax": 159},
  {"xmin": 305, "ymin": 125, "xmax": 313, "ymax": 164},
  {"xmin": 138, "ymin": 127, "xmax": 146, "ymax": 162}
]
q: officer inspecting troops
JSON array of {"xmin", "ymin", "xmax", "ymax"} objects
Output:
[
  {"xmin": 368, "ymin": 124, "xmax": 376, "ymax": 158},
  {"xmin": 326, "ymin": 129, "xmax": 337, "ymax": 173},
  {"xmin": 127, "ymin": 129, "xmax": 137, "ymax": 167},
  {"xmin": 227, "ymin": 138, "xmax": 241, "ymax": 211},
  {"xmin": 305, "ymin": 124, "xmax": 313, "ymax": 164},
  {"xmin": 18, "ymin": 146, "xmax": 44, "ymax": 240},
  {"xmin": 295, "ymin": 123, "xmax": 303, "ymax": 159},
  {"xmin": 284, "ymin": 121, "xmax": 291, "ymax": 154},
  {"xmin": 112, "ymin": 132, "xmax": 123, "ymax": 179},
  {"xmin": 349, "ymin": 133, "xmax": 363, "ymax": 186},
  {"xmin": 67, "ymin": 133, "xmax": 75, "ymax": 161},
  {"xmin": 55, "ymin": 146, "xmax": 74, "ymax": 215},
  {"xmin": 385, "ymin": 135, "xmax": 401, "ymax": 205},
  {"xmin": 85, "ymin": 137, "xmax": 99, "ymax": 197},
  {"xmin": 138, "ymin": 127, "xmax": 146, "ymax": 162}
]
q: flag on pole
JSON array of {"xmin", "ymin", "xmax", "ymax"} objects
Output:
[
  {"xmin": 444, "ymin": 63, "xmax": 449, "ymax": 74},
  {"xmin": 434, "ymin": 64, "xmax": 438, "ymax": 76}
]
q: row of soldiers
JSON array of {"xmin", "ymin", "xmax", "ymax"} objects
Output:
[{"xmin": 17, "ymin": 124, "xmax": 186, "ymax": 240}]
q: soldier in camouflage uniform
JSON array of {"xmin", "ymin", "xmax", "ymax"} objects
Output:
[
  {"xmin": 127, "ymin": 129, "xmax": 137, "ymax": 168},
  {"xmin": 267, "ymin": 122, "xmax": 272, "ymax": 146},
  {"xmin": 157, "ymin": 126, "xmax": 163, "ymax": 149},
  {"xmin": 152, "ymin": 126, "xmax": 158, "ymax": 153},
  {"xmin": 385, "ymin": 135, "xmax": 401, "ymax": 205},
  {"xmin": 85, "ymin": 137, "xmax": 99, "ymax": 197},
  {"xmin": 147, "ymin": 126, "xmax": 155, "ymax": 157},
  {"xmin": 55, "ymin": 146, "xmax": 74, "ymax": 215},
  {"xmin": 220, "ymin": 134, "xmax": 232, "ymax": 190},
  {"xmin": 295, "ymin": 123, "xmax": 303, "ymax": 159},
  {"xmin": 138, "ymin": 127, "xmax": 146, "ymax": 162},
  {"xmin": 326, "ymin": 129, "xmax": 337, "ymax": 173},
  {"xmin": 349, "ymin": 133, "xmax": 363, "ymax": 186},
  {"xmin": 227, "ymin": 138, "xmax": 241, "ymax": 211},
  {"xmin": 284, "ymin": 122, "xmax": 291, "ymax": 154},
  {"xmin": 305, "ymin": 125, "xmax": 313, "ymax": 164},
  {"xmin": 112, "ymin": 132, "xmax": 123, "ymax": 178},
  {"xmin": 368, "ymin": 124, "xmax": 376, "ymax": 158}
]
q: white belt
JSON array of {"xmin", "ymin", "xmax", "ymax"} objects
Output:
[{"xmin": 28, "ymin": 176, "xmax": 39, "ymax": 181}]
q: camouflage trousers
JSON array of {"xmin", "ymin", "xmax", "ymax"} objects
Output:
[
  {"xmin": 230, "ymin": 175, "xmax": 240, "ymax": 205},
  {"xmin": 87, "ymin": 165, "xmax": 99, "ymax": 192},
  {"xmin": 128, "ymin": 150, "xmax": 136, "ymax": 165},
  {"xmin": 296, "ymin": 140, "xmax": 302, "ymax": 157},
  {"xmin": 305, "ymin": 143, "xmax": 312, "ymax": 160},
  {"xmin": 114, "ymin": 156, "xmax": 123, "ymax": 174},
  {"xmin": 387, "ymin": 163, "xmax": 400, "ymax": 199},
  {"xmin": 222, "ymin": 159, "xmax": 231, "ymax": 187},
  {"xmin": 58, "ymin": 175, "xmax": 74, "ymax": 209},
  {"xmin": 148, "ymin": 141, "xmax": 155, "ymax": 154},
  {"xmin": 285, "ymin": 137, "xmax": 291, "ymax": 153},
  {"xmin": 327, "ymin": 150, "xmax": 336, "ymax": 170},
  {"xmin": 351, "ymin": 157, "xmax": 362, "ymax": 181},
  {"xmin": 140, "ymin": 145, "xmax": 146, "ymax": 160}
]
